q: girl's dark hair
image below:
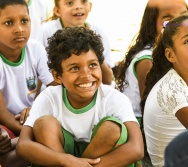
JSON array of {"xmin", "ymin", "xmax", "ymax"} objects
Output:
[
  {"xmin": 46, "ymin": 27, "xmax": 104, "ymax": 77},
  {"xmin": 114, "ymin": 2, "xmax": 158, "ymax": 92},
  {"xmin": 0, "ymin": 0, "xmax": 28, "ymax": 13},
  {"xmin": 47, "ymin": 0, "xmax": 60, "ymax": 21},
  {"xmin": 141, "ymin": 14, "xmax": 188, "ymax": 113}
]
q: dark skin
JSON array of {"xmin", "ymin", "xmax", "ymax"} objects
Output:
[
  {"xmin": 17, "ymin": 116, "xmax": 144, "ymax": 167},
  {"xmin": 0, "ymin": 127, "xmax": 29, "ymax": 167},
  {"xmin": 0, "ymin": 81, "xmax": 57, "ymax": 136},
  {"xmin": 136, "ymin": 59, "xmax": 153, "ymax": 98}
]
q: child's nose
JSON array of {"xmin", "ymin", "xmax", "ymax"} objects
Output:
[
  {"xmin": 14, "ymin": 24, "xmax": 24, "ymax": 34},
  {"xmin": 75, "ymin": 1, "xmax": 83, "ymax": 9},
  {"xmin": 80, "ymin": 67, "xmax": 91, "ymax": 77}
]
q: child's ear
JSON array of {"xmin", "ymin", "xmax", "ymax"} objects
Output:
[
  {"xmin": 89, "ymin": 2, "xmax": 92, "ymax": 12},
  {"xmin": 54, "ymin": 6, "xmax": 61, "ymax": 17},
  {"xmin": 165, "ymin": 48, "xmax": 176, "ymax": 63},
  {"xmin": 52, "ymin": 69, "xmax": 62, "ymax": 84}
]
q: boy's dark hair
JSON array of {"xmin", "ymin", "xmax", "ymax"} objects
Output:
[
  {"xmin": 141, "ymin": 14, "xmax": 188, "ymax": 113},
  {"xmin": 46, "ymin": 27, "xmax": 104, "ymax": 76},
  {"xmin": 0, "ymin": 0, "xmax": 28, "ymax": 13}
]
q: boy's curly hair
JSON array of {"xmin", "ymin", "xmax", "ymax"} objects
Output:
[{"xmin": 46, "ymin": 27, "xmax": 104, "ymax": 77}]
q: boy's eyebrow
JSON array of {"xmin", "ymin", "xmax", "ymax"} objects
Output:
[
  {"xmin": 181, "ymin": 33, "xmax": 188, "ymax": 39},
  {"xmin": 66, "ymin": 58, "xmax": 99, "ymax": 67}
]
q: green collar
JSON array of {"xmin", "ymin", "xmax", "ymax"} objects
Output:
[
  {"xmin": 0, "ymin": 48, "xmax": 25, "ymax": 66},
  {"xmin": 63, "ymin": 87, "xmax": 97, "ymax": 114},
  {"xmin": 59, "ymin": 19, "xmax": 89, "ymax": 29}
]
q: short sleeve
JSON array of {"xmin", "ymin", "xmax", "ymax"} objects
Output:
[{"xmin": 157, "ymin": 69, "xmax": 188, "ymax": 115}]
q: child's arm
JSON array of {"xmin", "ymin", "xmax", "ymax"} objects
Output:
[
  {"xmin": 93, "ymin": 121, "xmax": 144, "ymax": 167},
  {"xmin": 175, "ymin": 107, "xmax": 188, "ymax": 128},
  {"xmin": 136, "ymin": 58, "xmax": 152, "ymax": 98},
  {"xmin": 0, "ymin": 91, "xmax": 22, "ymax": 136},
  {"xmin": 47, "ymin": 81, "xmax": 58, "ymax": 86},
  {"xmin": 16, "ymin": 126, "xmax": 100, "ymax": 167},
  {"xmin": 101, "ymin": 62, "xmax": 113, "ymax": 85}
]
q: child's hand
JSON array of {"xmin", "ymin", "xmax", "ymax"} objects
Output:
[
  {"xmin": 15, "ymin": 107, "xmax": 31, "ymax": 124},
  {"xmin": 64, "ymin": 155, "xmax": 100, "ymax": 167},
  {"xmin": 0, "ymin": 127, "xmax": 12, "ymax": 155}
]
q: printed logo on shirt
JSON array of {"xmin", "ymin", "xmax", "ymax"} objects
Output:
[{"xmin": 26, "ymin": 76, "xmax": 37, "ymax": 95}]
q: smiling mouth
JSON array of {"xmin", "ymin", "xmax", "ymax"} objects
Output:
[
  {"xmin": 74, "ymin": 13, "xmax": 84, "ymax": 16},
  {"xmin": 78, "ymin": 82, "xmax": 93, "ymax": 88}
]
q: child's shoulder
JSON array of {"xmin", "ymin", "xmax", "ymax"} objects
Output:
[
  {"xmin": 89, "ymin": 24, "xmax": 106, "ymax": 35},
  {"xmin": 41, "ymin": 19, "xmax": 61, "ymax": 29},
  {"xmin": 99, "ymin": 84, "xmax": 129, "ymax": 99},
  {"xmin": 135, "ymin": 47, "xmax": 153, "ymax": 58},
  {"xmin": 40, "ymin": 85, "xmax": 63, "ymax": 99}
]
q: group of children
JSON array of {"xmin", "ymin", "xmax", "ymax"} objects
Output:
[
  {"xmin": 114, "ymin": 0, "xmax": 188, "ymax": 166},
  {"xmin": 1, "ymin": 0, "xmax": 188, "ymax": 166},
  {"xmin": 0, "ymin": 0, "xmax": 141, "ymax": 166}
]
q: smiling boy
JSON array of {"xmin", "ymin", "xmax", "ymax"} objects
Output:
[{"xmin": 17, "ymin": 27, "xmax": 144, "ymax": 167}]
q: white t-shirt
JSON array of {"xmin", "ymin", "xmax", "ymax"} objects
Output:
[
  {"xmin": 143, "ymin": 68, "xmax": 187, "ymax": 167},
  {"xmin": 36, "ymin": 19, "xmax": 114, "ymax": 68},
  {"xmin": 123, "ymin": 48, "xmax": 152, "ymax": 117},
  {"xmin": 0, "ymin": 39, "xmax": 54, "ymax": 115},
  {"xmin": 25, "ymin": 84, "xmax": 137, "ymax": 142},
  {"xmin": 28, "ymin": 0, "xmax": 49, "ymax": 39}
]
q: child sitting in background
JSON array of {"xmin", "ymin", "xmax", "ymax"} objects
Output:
[
  {"xmin": 141, "ymin": 14, "xmax": 188, "ymax": 167},
  {"xmin": 17, "ymin": 27, "xmax": 144, "ymax": 167},
  {"xmin": 0, "ymin": 0, "xmax": 56, "ymax": 139},
  {"xmin": 114, "ymin": 0, "xmax": 188, "ymax": 125},
  {"xmin": 36, "ymin": 0, "xmax": 114, "ymax": 85}
]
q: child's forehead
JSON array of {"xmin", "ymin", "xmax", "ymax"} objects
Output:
[
  {"xmin": 62, "ymin": 51, "xmax": 98, "ymax": 63},
  {"xmin": 149, "ymin": 0, "xmax": 186, "ymax": 9},
  {"xmin": 0, "ymin": 4, "xmax": 28, "ymax": 16}
]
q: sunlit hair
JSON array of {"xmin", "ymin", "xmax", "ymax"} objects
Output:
[
  {"xmin": 46, "ymin": 27, "xmax": 104, "ymax": 77},
  {"xmin": 0, "ymin": 0, "xmax": 28, "ymax": 13},
  {"xmin": 114, "ymin": 0, "xmax": 188, "ymax": 93},
  {"xmin": 141, "ymin": 14, "xmax": 188, "ymax": 113},
  {"xmin": 50, "ymin": 0, "xmax": 59, "ymax": 20},
  {"xmin": 114, "ymin": 2, "xmax": 158, "ymax": 92}
]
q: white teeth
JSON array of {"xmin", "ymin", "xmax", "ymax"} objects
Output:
[
  {"xmin": 79, "ymin": 83, "xmax": 92, "ymax": 88},
  {"xmin": 76, "ymin": 13, "xmax": 83, "ymax": 16}
]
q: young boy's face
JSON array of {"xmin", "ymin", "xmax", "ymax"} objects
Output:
[
  {"xmin": 0, "ymin": 5, "xmax": 30, "ymax": 57},
  {"xmin": 54, "ymin": 0, "xmax": 92, "ymax": 27},
  {"xmin": 53, "ymin": 49, "xmax": 102, "ymax": 108}
]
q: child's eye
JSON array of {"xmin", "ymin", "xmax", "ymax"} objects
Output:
[
  {"xmin": 89, "ymin": 63, "xmax": 98, "ymax": 68},
  {"xmin": 183, "ymin": 40, "xmax": 188, "ymax": 44},
  {"xmin": 5, "ymin": 21, "xmax": 12, "ymax": 26},
  {"xmin": 21, "ymin": 19, "xmax": 29, "ymax": 24},
  {"xmin": 82, "ymin": 0, "xmax": 88, "ymax": 3},
  {"xmin": 70, "ymin": 66, "xmax": 79, "ymax": 71},
  {"xmin": 66, "ymin": 1, "xmax": 73, "ymax": 6}
]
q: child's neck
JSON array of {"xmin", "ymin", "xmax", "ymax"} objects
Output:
[
  {"xmin": 0, "ymin": 49, "xmax": 22, "ymax": 63},
  {"xmin": 60, "ymin": 19, "xmax": 89, "ymax": 29}
]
